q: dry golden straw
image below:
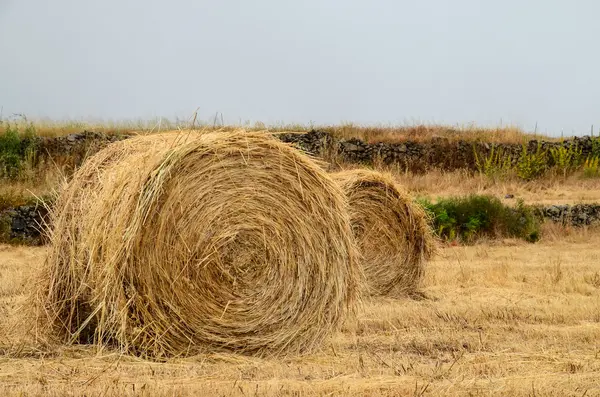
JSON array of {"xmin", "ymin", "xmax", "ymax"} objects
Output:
[
  {"xmin": 331, "ymin": 169, "xmax": 435, "ymax": 297},
  {"xmin": 35, "ymin": 130, "xmax": 360, "ymax": 358}
]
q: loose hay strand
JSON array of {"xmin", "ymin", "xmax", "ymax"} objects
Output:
[
  {"xmin": 331, "ymin": 169, "xmax": 436, "ymax": 297},
  {"xmin": 35, "ymin": 130, "xmax": 360, "ymax": 358}
]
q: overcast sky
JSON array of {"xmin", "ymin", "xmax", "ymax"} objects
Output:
[{"xmin": 0, "ymin": 1, "xmax": 598, "ymax": 135}]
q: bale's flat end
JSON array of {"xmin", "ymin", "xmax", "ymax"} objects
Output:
[{"xmin": 35, "ymin": 130, "xmax": 361, "ymax": 358}]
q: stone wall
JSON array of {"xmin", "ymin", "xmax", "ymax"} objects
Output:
[
  {"xmin": 280, "ymin": 131, "xmax": 598, "ymax": 172},
  {"xmin": 0, "ymin": 203, "xmax": 50, "ymax": 245},
  {"xmin": 28, "ymin": 130, "xmax": 600, "ymax": 174},
  {"xmin": 37, "ymin": 131, "xmax": 130, "ymax": 155},
  {"xmin": 29, "ymin": 131, "xmax": 131, "ymax": 172},
  {"xmin": 537, "ymin": 204, "xmax": 600, "ymax": 227}
]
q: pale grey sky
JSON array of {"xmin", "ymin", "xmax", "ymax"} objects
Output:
[{"xmin": 0, "ymin": 0, "xmax": 598, "ymax": 135}]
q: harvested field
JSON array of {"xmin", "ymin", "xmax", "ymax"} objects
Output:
[
  {"xmin": 1, "ymin": 230, "xmax": 599, "ymax": 396},
  {"xmin": 1, "ymin": 124, "xmax": 599, "ymax": 396}
]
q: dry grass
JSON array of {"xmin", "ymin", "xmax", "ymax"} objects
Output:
[
  {"xmin": 5, "ymin": 163, "xmax": 600, "ymax": 210},
  {"xmin": 0, "ymin": 228, "xmax": 599, "ymax": 396},
  {"xmin": 316, "ymin": 122, "xmax": 556, "ymax": 144},
  {"xmin": 1, "ymin": 118, "xmax": 556, "ymax": 143},
  {"xmin": 331, "ymin": 169, "xmax": 435, "ymax": 297},
  {"xmin": 374, "ymin": 168, "xmax": 600, "ymax": 206},
  {"xmin": 34, "ymin": 130, "xmax": 360, "ymax": 358},
  {"xmin": 0, "ymin": 119, "xmax": 175, "ymax": 138},
  {"xmin": 0, "ymin": 169, "xmax": 64, "ymax": 209}
]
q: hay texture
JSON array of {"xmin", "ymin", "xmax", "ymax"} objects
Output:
[
  {"xmin": 331, "ymin": 169, "xmax": 435, "ymax": 296},
  {"xmin": 36, "ymin": 130, "xmax": 360, "ymax": 358}
]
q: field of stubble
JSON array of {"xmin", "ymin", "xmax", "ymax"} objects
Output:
[{"xmin": 0, "ymin": 230, "xmax": 599, "ymax": 396}]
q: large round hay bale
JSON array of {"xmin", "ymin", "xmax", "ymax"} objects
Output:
[
  {"xmin": 331, "ymin": 169, "xmax": 435, "ymax": 297},
  {"xmin": 36, "ymin": 130, "xmax": 360, "ymax": 358}
]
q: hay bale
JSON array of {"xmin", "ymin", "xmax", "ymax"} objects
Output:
[
  {"xmin": 36, "ymin": 130, "xmax": 360, "ymax": 358},
  {"xmin": 331, "ymin": 169, "xmax": 435, "ymax": 296}
]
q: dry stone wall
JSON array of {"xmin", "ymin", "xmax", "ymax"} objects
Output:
[
  {"xmin": 26, "ymin": 131, "xmax": 131, "ymax": 172},
  {"xmin": 30, "ymin": 129, "xmax": 599, "ymax": 173},
  {"xmin": 538, "ymin": 204, "xmax": 600, "ymax": 227},
  {"xmin": 280, "ymin": 131, "xmax": 598, "ymax": 172},
  {"xmin": 0, "ymin": 203, "xmax": 49, "ymax": 245}
]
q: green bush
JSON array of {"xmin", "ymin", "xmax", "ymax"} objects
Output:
[
  {"xmin": 582, "ymin": 155, "xmax": 600, "ymax": 178},
  {"xmin": 417, "ymin": 195, "xmax": 540, "ymax": 243},
  {"xmin": 549, "ymin": 141, "xmax": 583, "ymax": 178},
  {"xmin": 0, "ymin": 122, "xmax": 38, "ymax": 179},
  {"xmin": 473, "ymin": 139, "xmax": 598, "ymax": 181},
  {"xmin": 474, "ymin": 144, "xmax": 512, "ymax": 180},
  {"xmin": 517, "ymin": 142, "xmax": 548, "ymax": 180},
  {"xmin": 592, "ymin": 136, "xmax": 600, "ymax": 158}
]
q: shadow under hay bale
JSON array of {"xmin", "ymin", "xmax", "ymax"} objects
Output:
[
  {"xmin": 34, "ymin": 130, "xmax": 360, "ymax": 359},
  {"xmin": 331, "ymin": 169, "xmax": 436, "ymax": 297}
]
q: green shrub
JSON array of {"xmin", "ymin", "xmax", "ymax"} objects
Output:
[
  {"xmin": 0, "ymin": 125, "xmax": 22, "ymax": 178},
  {"xmin": 549, "ymin": 141, "xmax": 583, "ymax": 178},
  {"xmin": 582, "ymin": 155, "xmax": 600, "ymax": 178},
  {"xmin": 592, "ymin": 136, "xmax": 600, "ymax": 158},
  {"xmin": 417, "ymin": 195, "xmax": 540, "ymax": 243},
  {"xmin": 517, "ymin": 142, "xmax": 548, "ymax": 180},
  {"xmin": 474, "ymin": 144, "xmax": 513, "ymax": 180},
  {"xmin": 0, "ymin": 123, "xmax": 38, "ymax": 179}
]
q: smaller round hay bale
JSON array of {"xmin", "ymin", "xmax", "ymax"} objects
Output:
[
  {"xmin": 35, "ymin": 130, "xmax": 360, "ymax": 358},
  {"xmin": 331, "ymin": 169, "xmax": 435, "ymax": 296}
]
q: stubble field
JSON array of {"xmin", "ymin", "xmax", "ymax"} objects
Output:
[{"xmin": 0, "ymin": 229, "xmax": 598, "ymax": 396}]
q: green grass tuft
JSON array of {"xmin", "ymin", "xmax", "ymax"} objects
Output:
[{"xmin": 0, "ymin": 122, "xmax": 38, "ymax": 179}]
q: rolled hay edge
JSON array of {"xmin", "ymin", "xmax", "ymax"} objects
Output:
[{"xmin": 331, "ymin": 169, "xmax": 436, "ymax": 297}]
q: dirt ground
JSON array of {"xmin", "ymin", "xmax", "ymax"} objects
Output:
[{"xmin": 0, "ymin": 231, "xmax": 599, "ymax": 396}]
